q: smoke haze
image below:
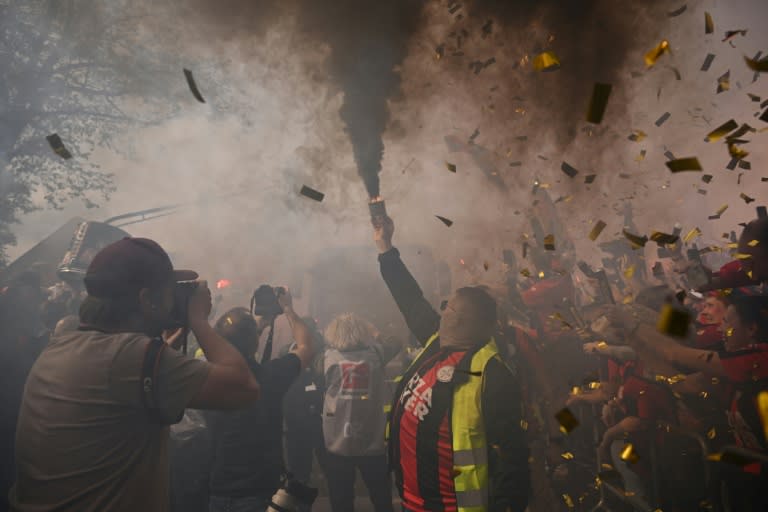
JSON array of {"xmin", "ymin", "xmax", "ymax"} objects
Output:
[{"xmin": 6, "ymin": 0, "xmax": 768, "ymax": 323}]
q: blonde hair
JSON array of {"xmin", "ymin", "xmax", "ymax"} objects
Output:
[{"xmin": 324, "ymin": 313, "xmax": 373, "ymax": 351}]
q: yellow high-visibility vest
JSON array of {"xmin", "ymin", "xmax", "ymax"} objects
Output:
[{"xmin": 389, "ymin": 333, "xmax": 501, "ymax": 512}]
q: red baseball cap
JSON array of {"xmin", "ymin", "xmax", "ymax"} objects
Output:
[{"xmin": 84, "ymin": 238, "xmax": 197, "ymax": 298}]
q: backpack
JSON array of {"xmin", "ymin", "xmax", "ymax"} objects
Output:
[{"xmin": 322, "ymin": 346, "xmax": 387, "ymax": 456}]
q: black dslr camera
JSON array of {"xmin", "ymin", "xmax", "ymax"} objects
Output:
[
  {"xmin": 250, "ymin": 285, "xmax": 286, "ymax": 317},
  {"xmin": 170, "ymin": 281, "xmax": 199, "ymax": 329}
]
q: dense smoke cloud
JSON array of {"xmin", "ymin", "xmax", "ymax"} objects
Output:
[{"xmin": 6, "ymin": 0, "xmax": 768, "ymax": 334}]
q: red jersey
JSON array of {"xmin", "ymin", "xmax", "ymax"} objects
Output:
[
  {"xmin": 720, "ymin": 345, "xmax": 768, "ymax": 473},
  {"xmin": 396, "ymin": 349, "xmax": 467, "ymax": 512}
]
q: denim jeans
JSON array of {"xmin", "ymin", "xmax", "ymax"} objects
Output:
[{"xmin": 208, "ymin": 495, "xmax": 270, "ymax": 512}]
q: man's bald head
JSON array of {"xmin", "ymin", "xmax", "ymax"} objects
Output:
[{"xmin": 439, "ymin": 286, "xmax": 497, "ymax": 348}]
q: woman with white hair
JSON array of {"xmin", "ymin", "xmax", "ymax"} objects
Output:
[{"xmin": 321, "ymin": 313, "xmax": 401, "ymax": 512}]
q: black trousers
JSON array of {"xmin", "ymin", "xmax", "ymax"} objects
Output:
[
  {"xmin": 284, "ymin": 426, "xmax": 325, "ymax": 484},
  {"xmin": 321, "ymin": 452, "xmax": 394, "ymax": 512}
]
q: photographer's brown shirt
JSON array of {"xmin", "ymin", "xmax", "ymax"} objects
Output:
[{"xmin": 10, "ymin": 330, "xmax": 211, "ymax": 512}]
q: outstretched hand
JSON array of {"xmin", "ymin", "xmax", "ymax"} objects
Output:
[{"xmin": 372, "ymin": 215, "xmax": 395, "ymax": 254}]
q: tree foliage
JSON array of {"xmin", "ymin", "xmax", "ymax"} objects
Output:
[{"xmin": 0, "ymin": 0, "xmax": 182, "ymax": 264}]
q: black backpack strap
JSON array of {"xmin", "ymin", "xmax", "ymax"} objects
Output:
[
  {"xmin": 141, "ymin": 337, "xmax": 182, "ymax": 425},
  {"xmin": 261, "ymin": 319, "xmax": 276, "ymax": 363}
]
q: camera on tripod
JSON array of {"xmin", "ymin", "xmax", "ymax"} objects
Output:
[{"xmin": 250, "ymin": 285, "xmax": 286, "ymax": 318}]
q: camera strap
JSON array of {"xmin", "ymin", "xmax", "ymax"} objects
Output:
[
  {"xmin": 141, "ymin": 337, "xmax": 183, "ymax": 425},
  {"xmin": 261, "ymin": 318, "xmax": 275, "ymax": 363}
]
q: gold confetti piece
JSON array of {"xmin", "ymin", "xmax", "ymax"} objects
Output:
[
  {"xmin": 586, "ymin": 83, "xmax": 612, "ymax": 124},
  {"xmin": 299, "ymin": 185, "xmax": 325, "ymax": 202},
  {"xmin": 623, "ymin": 230, "xmax": 649, "ymax": 248},
  {"xmin": 628, "ymin": 130, "xmax": 647, "ymax": 142},
  {"xmin": 620, "ymin": 443, "xmax": 639, "ymax": 464},
  {"xmin": 561, "ymin": 162, "xmax": 579, "ymax": 178},
  {"xmin": 748, "ymin": 239, "xmax": 760, "ymax": 247},
  {"xmin": 705, "ymin": 119, "xmax": 738, "ymax": 142},
  {"xmin": 589, "ymin": 220, "xmax": 607, "ymax": 241},
  {"xmin": 46, "ymin": 134, "xmax": 73, "ymax": 159},
  {"xmin": 725, "ymin": 123, "xmax": 756, "ymax": 141},
  {"xmin": 707, "ymin": 427, "xmax": 717, "ymax": 439},
  {"xmin": 520, "ymin": 419, "xmax": 529, "ymax": 431},
  {"xmin": 589, "ymin": 381, "xmax": 602, "ymax": 390},
  {"xmin": 635, "ymin": 150, "xmax": 647, "ymax": 162},
  {"xmin": 624, "ymin": 265, "xmax": 636, "ymax": 279},
  {"xmin": 707, "ymin": 451, "xmax": 758, "ymax": 466},
  {"xmin": 571, "ymin": 386, "xmax": 581, "ymax": 395},
  {"xmin": 700, "ymin": 391, "xmax": 709, "ymax": 399},
  {"xmin": 740, "ymin": 193, "xmax": 756, "ymax": 204},
  {"xmin": 729, "ymin": 144, "xmax": 749, "ymax": 160},
  {"xmin": 758, "ymin": 392, "xmax": 768, "ymax": 442},
  {"xmin": 183, "ymin": 68, "xmax": 206, "ymax": 103},
  {"xmin": 701, "ymin": 53, "xmax": 716, "ymax": 71},
  {"xmin": 745, "ymin": 55, "xmax": 768, "ymax": 72},
  {"xmin": 436, "ymin": 215, "xmax": 454, "ymax": 227},
  {"xmin": 445, "ymin": 162, "xmax": 457, "ymax": 173},
  {"xmin": 666, "ymin": 157, "xmax": 702, "ymax": 172},
  {"xmin": 657, "ymin": 303, "xmax": 691, "ymax": 338},
  {"xmin": 723, "ymin": 29, "xmax": 748, "ymax": 42},
  {"xmin": 717, "ymin": 70, "xmax": 730, "ymax": 93},
  {"xmin": 561, "ymin": 452, "xmax": 575, "ymax": 460},
  {"xmin": 520, "ymin": 268, "xmax": 531, "ymax": 277},
  {"xmin": 650, "ymin": 231, "xmax": 680, "ymax": 245},
  {"xmin": 622, "ymin": 295, "xmax": 634, "ymax": 304},
  {"xmin": 597, "ymin": 341, "xmax": 608, "ymax": 349},
  {"xmin": 562, "ymin": 494, "xmax": 575, "ymax": 509},
  {"xmin": 734, "ymin": 253, "xmax": 752, "ymax": 260},
  {"xmin": 667, "ymin": 374, "xmax": 687, "ymax": 384},
  {"xmin": 538, "ymin": 271, "xmax": 545, "ymax": 279},
  {"xmin": 533, "ymin": 51, "xmax": 560, "ymax": 71},
  {"xmin": 655, "ymin": 112, "xmax": 672, "ymax": 126},
  {"xmin": 555, "ymin": 407, "xmax": 580, "ymax": 434},
  {"xmin": 684, "ymin": 227, "xmax": 702, "ymax": 243},
  {"xmin": 714, "ymin": 204, "xmax": 729, "ymax": 216},
  {"xmin": 544, "ymin": 234, "xmax": 556, "ymax": 251},
  {"xmin": 705, "ymin": 12, "xmax": 714, "ymax": 34},
  {"xmin": 668, "ymin": 4, "xmax": 687, "ymax": 17},
  {"xmin": 712, "ymin": 377, "xmax": 719, "ymax": 385},
  {"xmin": 645, "ymin": 39, "xmax": 670, "ymax": 68}
]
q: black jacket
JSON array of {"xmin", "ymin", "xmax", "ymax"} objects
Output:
[{"xmin": 379, "ymin": 248, "xmax": 530, "ymax": 512}]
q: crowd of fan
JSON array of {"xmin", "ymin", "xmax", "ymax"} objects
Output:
[{"xmin": 1, "ymin": 215, "xmax": 768, "ymax": 512}]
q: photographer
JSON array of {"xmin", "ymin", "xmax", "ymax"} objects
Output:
[
  {"xmin": 207, "ymin": 288, "xmax": 315, "ymax": 512},
  {"xmin": 10, "ymin": 237, "xmax": 260, "ymax": 512}
]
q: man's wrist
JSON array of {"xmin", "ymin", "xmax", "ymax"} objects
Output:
[{"xmin": 376, "ymin": 240, "xmax": 394, "ymax": 254}]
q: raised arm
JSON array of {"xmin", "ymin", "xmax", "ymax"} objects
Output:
[
  {"xmin": 373, "ymin": 215, "xmax": 441, "ymax": 345},
  {"xmin": 187, "ymin": 282, "xmax": 260, "ymax": 409},
  {"xmin": 278, "ymin": 289, "xmax": 314, "ymax": 370}
]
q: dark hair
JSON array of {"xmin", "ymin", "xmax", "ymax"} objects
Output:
[
  {"xmin": 728, "ymin": 295, "xmax": 768, "ymax": 343},
  {"xmin": 454, "ymin": 286, "xmax": 498, "ymax": 326},
  {"xmin": 79, "ymin": 295, "xmax": 141, "ymax": 329},
  {"xmin": 741, "ymin": 217, "xmax": 768, "ymax": 247},
  {"xmin": 214, "ymin": 307, "xmax": 259, "ymax": 358}
]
